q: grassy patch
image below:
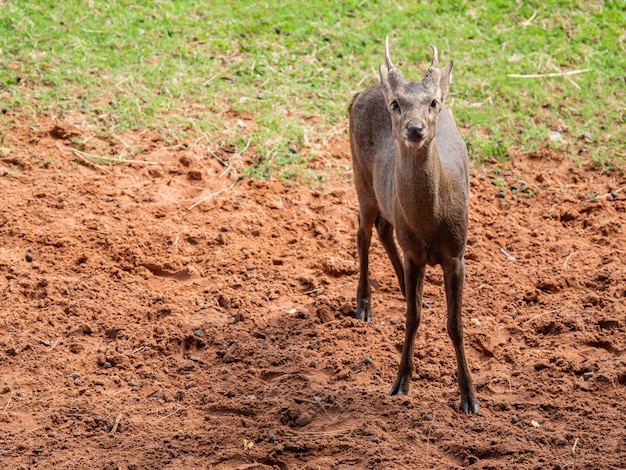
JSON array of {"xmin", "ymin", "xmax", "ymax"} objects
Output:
[{"xmin": 1, "ymin": 1, "xmax": 624, "ymax": 179}]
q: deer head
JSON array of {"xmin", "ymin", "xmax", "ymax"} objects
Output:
[{"xmin": 379, "ymin": 37, "xmax": 453, "ymax": 151}]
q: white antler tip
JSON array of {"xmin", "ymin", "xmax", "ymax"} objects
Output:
[{"xmin": 429, "ymin": 44, "xmax": 439, "ymax": 67}]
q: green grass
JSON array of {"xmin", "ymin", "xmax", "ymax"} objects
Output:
[{"xmin": 1, "ymin": 1, "xmax": 624, "ymax": 180}]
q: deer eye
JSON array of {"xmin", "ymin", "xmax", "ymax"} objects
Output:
[
  {"xmin": 430, "ymin": 99, "xmax": 437, "ymax": 109},
  {"xmin": 391, "ymin": 100, "xmax": 400, "ymax": 112}
]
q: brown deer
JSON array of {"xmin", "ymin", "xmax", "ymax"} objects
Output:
[{"xmin": 348, "ymin": 38, "xmax": 479, "ymax": 414}]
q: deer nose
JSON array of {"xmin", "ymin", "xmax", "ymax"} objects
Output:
[{"xmin": 405, "ymin": 124, "xmax": 424, "ymax": 141}]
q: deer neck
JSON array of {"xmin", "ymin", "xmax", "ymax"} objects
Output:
[{"xmin": 394, "ymin": 141, "xmax": 450, "ymax": 226}]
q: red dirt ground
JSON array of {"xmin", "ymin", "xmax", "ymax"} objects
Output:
[{"xmin": 1, "ymin": 114, "xmax": 625, "ymax": 469}]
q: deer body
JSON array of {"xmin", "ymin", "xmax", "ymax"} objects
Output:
[{"xmin": 349, "ymin": 39, "xmax": 478, "ymax": 414}]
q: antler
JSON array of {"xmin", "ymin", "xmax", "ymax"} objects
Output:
[
  {"xmin": 384, "ymin": 36, "xmax": 394, "ymax": 68},
  {"xmin": 430, "ymin": 45, "xmax": 439, "ymax": 68}
]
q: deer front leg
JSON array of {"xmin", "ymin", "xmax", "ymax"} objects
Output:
[
  {"xmin": 444, "ymin": 258, "xmax": 479, "ymax": 414},
  {"xmin": 389, "ymin": 256, "xmax": 425, "ymax": 395}
]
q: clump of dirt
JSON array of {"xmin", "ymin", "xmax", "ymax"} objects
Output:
[{"xmin": 1, "ymin": 116, "xmax": 625, "ymax": 468}]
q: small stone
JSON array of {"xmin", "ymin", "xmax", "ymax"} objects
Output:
[
  {"xmin": 363, "ymin": 356, "xmax": 373, "ymax": 365},
  {"xmin": 295, "ymin": 411, "xmax": 313, "ymax": 427},
  {"xmin": 582, "ymin": 371, "xmax": 594, "ymax": 380},
  {"xmin": 268, "ymin": 434, "xmax": 276, "ymax": 443},
  {"xmin": 511, "ymin": 415, "xmax": 519, "ymax": 424},
  {"xmin": 309, "ymin": 359, "xmax": 317, "ymax": 368},
  {"xmin": 548, "ymin": 130, "xmax": 562, "ymax": 142},
  {"xmin": 193, "ymin": 329, "xmax": 204, "ymax": 337},
  {"xmin": 496, "ymin": 191, "xmax": 506, "ymax": 199},
  {"xmin": 103, "ymin": 362, "xmax": 112, "ymax": 369},
  {"xmin": 189, "ymin": 355, "xmax": 200, "ymax": 362},
  {"xmin": 128, "ymin": 381, "xmax": 139, "ymax": 387},
  {"xmin": 25, "ymin": 252, "xmax": 33, "ymax": 262}
]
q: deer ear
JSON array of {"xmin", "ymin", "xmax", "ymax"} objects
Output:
[{"xmin": 439, "ymin": 61, "xmax": 453, "ymax": 103}]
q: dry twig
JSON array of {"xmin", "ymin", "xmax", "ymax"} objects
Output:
[
  {"xmin": 72, "ymin": 148, "xmax": 159, "ymax": 165},
  {"xmin": 507, "ymin": 69, "xmax": 591, "ymax": 79},
  {"xmin": 523, "ymin": 308, "xmax": 560, "ymax": 325},
  {"xmin": 597, "ymin": 184, "xmax": 626, "ymax": 199},
  {"xmin": 3, "ymin": 391, "xmax": 13, "ymax": 412},
  {"xmin": 520, "ymin": 10, "xmax": 538, "ymax": 26},
  {"xmin": 48, "ymin": 338, "xmax": 60, "ymax": 352},
  {"xmin": 109, "ymin": 413, "xmax": 123, "ymax": 437},
  {"xmin": 563, "ymin": 251, "xmax": 580, "ymax": 268},
  {"xmin": 187, "ymin": 180, "xmax": 238, "ymax": 211},
  {"xmin": 153, "ymin": 407, "xmax": 182, "ymax": 424},
  {"xmin": 572, "ymin": 437, "xmax": 579, "ymax": 455},
  {"xmin": 289, "ymin": 429, "xmax": 352, "ymax": 437}
]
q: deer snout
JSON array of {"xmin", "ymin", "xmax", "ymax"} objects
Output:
[{"xmin": 404, "ymin": 124, "xmax": 425, "ymax": 148}]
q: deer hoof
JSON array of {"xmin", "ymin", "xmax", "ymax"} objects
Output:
[
  {"xmin": 355, "ymin": 299, "xmax": 371, "ymax": 322},
  {"xmin": 389, "ymin": 376, "xmax": 410, "ymax": 396},
  {"xmin": 460, "ymin": 394, "xmax": 480, "ymax": 414}
]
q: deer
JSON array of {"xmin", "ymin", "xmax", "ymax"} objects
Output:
[{"xmin": 348, "ymin": 37, "xmax": 479, "ymax": 414}]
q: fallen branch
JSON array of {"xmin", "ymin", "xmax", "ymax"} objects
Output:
[{"xmin": 507, "ymin": 69, "xmax": 591, "ymax": 79}]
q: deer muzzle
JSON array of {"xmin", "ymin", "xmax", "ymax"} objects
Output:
[{"xmin": 404, "ymin": 123, "xmax": 425, "ymax": 149}]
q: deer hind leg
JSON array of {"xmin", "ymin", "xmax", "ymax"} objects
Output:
[
  {"xmin": 375, "ymin": 215, "xmax": 406, "ymax": 297},
  {"xmin": 443, "ymin": 258, "xmax": 479, "ymax": 414},
  {"xmin": 355, "ymin": 204, "xmax": 379, "ymax": 322}
]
